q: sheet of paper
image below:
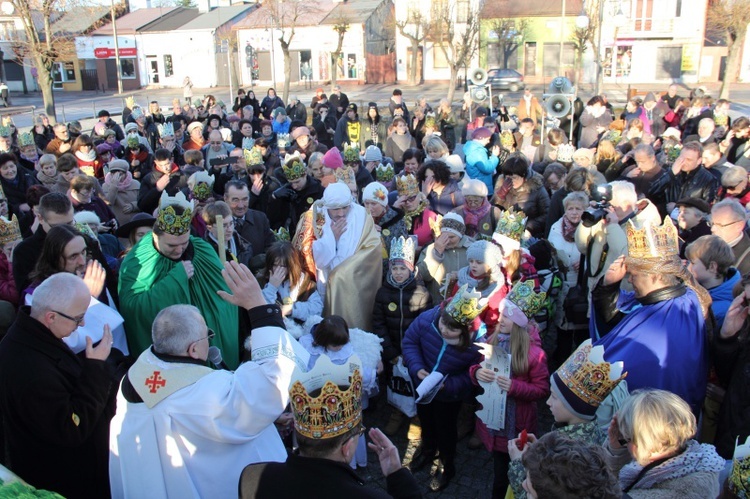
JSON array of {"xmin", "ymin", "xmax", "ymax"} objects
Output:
[
  {"xmin": 475, "ymin": 342, "xmax": 512, "ymax": 430},
  {"xmin": 416, "ymin": 371, "xmax": 446, "ymax": 404}
]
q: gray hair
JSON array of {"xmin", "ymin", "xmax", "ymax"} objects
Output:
[
  {"xmin": 712, "ymin": 198, "xmax": 747, "ymax": 221},
  {"xmin": 563, "ymin": 191, "xmax": 589, "ymax": 210},
  {"xmin": 721, "ymin": 165, "xmax": 748, "ymax": 188},
  {"xmin": 308, "ymin": 151, "xmax": 324, "ymax": 168},
  {"xmin": 633, "ymin": 143, "xmax": 655, "ymax": 159},
  {"xmin": 152, "ymin": 305, "xmax": 205, "ymax": 355},
  {"xmin": 610, "ymin": 180, "xmax": 637, "ymax": 206},
  {"xmin": 698, "ymin": 117, "xmax": 715, "ymax": 130},
  {"xmin": 30, "ymin": 273, "xmax": 89, "ymax": 319}
]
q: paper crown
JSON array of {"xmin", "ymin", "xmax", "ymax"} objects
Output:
[
  {"xmin": 275, "ymin": 227, "xmax": 290, "ymax": 242},
  {"xmin": 276, "ymin": 133, "xmax": 291, "ymax": 149},
  {"xmin": 157, "ymin": 122, "xmax": 174, "ymax": 137},
  {"xmin": 290, "ymin": 354, "xmax": 363, "ymax": 440},
  {"xmin": 188, "ymin": 171, "xmax": 215, "ymax": 202},
  {"xmin": 506, "ymin": 280, "xmax": 547, "ymax": 321},
  {"xmin": 192, "ymin": 98, "xmax": 203, "ymax": 108},
  {"xmin": 375, "ymin": 163, "xmax": 395, "ymax": 182},
  {"xmin": 500, "ymin": 131, "xmax": 515, "ymax": 149},
  {"xmin": 156, "ymin": 191, "xmax": 194, "ymax": 236},
  {"xmin": 0, "ymin": 124, "xmax": 10, "ymax": 138},
  {"xmin": 664, "ymin": 143, "xmax": 682, "ymax": 163},
  {"xmin": 390, "ymin": 236, "xmax": 415, "ymax": 270},
  {"xmin": 492, "ymin": 208, "xmax": 527, "ymax": 251},
  {"xmin": 0, "ymin": 215, "xmax": 21, "ymax": 246},
  {"xmin": 626, "ymin": 216, "xmax": 679, "ymax": 259},
  {"xmin": 242, "ymin": 137, "xmax": 255, "ymax": 151},
  {"xmin": 17, "ymin": 132, "xmax": 34, "ymax": 148},
  {"xmin": 445, "ymin": 284, "xmax": 488, "ymax": 326},
  {"xmin": 557, "ymin": 143, "xmax": 576, "ymax": 163},
  {"xmin": 335, "ymin": 166, "xmax": 356, "ymax": 186},
  {"xmin": 551, "ymin": 340, "xmax": 627, "ymax": 420},
  {"xmin": 424, "ymin": 114, "xmax": 436, "ymax": 129},
  {"xmin": 715, "ymin": 113, "xmax": 729, "ymax": 127},
  {"xmin": 730, "ymin": 436, "xmax": 750, "ymax": 497},
  {"xmin": 131, "ymin": 107, "xmax": 144, "ymax": 120},
  {"xmin": 396, "ymin": 174, "xmax": 419, "ymax": 198},
  {"xmin": 282, "ymin": 151, "xmax": 306, "ymax": 181},
  {"xmin": 127, "ymin": 135, "xmax": 139, "ymax": 149},
  {"xmin": 125, "ymin": 96, "xmax": 136, "ymax": 109},
  {"xmin": 342, "ymin": 143, "xmax": 360, "ymax": 163},
  {"xmin": 244, "ymin": 147, "xmax": 264, "ymax": 166}
]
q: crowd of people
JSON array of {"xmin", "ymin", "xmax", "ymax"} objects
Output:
[{"xmin": 0, "ymin": 81, "xmax": 748, "ymax": 498}]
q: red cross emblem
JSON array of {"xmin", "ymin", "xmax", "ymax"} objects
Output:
[{"xmin": 145, "ymin": 371, "xmax": 167, "ymax": 393}]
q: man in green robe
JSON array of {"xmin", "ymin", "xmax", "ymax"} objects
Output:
[{"xmin": 119, "ymin": 192, "xmax": 240, "ymax": 368}]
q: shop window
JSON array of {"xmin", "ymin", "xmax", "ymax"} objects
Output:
[
  {"xmin": 164, "ymin": 54, "xmax": 173, "ymax": 78},
  {"xmin": 120, "ymin": 59, "xmax": 135, "ymax": 79}
]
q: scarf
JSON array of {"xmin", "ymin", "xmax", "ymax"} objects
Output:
[
  {"xmin": 463, "ymin": 198, "xmax": 492, "ymax": 234},
  {"xmin": 402, "ymin": 200, "xmax": 427, "ymax": 231},
  {"xmin": 562, "ymin": 216, "xmax": 579, "ymax": 242},
  {"xmin": 387, "ymin": 270, "xmax": 415, "ymax": 290},
  {"xmin": 75, "ymin": 149, "xmax": 97, "ymax": 162},
  {"xmin": 104, "ymin": 170, "xmax": 134, "ymax": 190}
]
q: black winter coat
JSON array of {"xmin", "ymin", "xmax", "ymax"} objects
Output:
[
  {"xmin": 651, "ymin": 166, "xmax": 718, "ymax": 206},
  {"xmin": 714, "ymin": 331, "xmax": 750, "ymax": 459},
  {"xmin": 0, "ymin": 308, "xmax": 117, "ymax": 498},
  {"xmin": 372, "ymin": 278, "xmax": 433, "ymax": 362}
]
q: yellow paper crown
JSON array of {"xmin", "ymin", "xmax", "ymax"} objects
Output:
[
  {"xmin": 396, "ymin": 174, "xmax": 419, "ymax": 198},
  {"xmin": 282, "ymin": 151, "xmax": 306, "ymax": 181},
  {"xmin": 445, "ymin": 284, "xmax": 488, "ymax": 325},
  {"xmin": 507, "ymin": 280, "xmax": 547, "ymax": 319},
  {"xmin": 731, "ymin": 436, "xmax": 750, "ymax": 496},
  {"xmin": 156, "ymin": 191, "xmax": 194, "ymax": 236},
  {"xmin": 335, "ymin": 165, "xmax": 356, "ymax": 186},
  {"xmin": 555, "ymin": 339, "xmax": 627, "ymax": 409},
  {"xmin": 492, "ymin": 208, "xmax": 527, "ymax": 251},
  {"xmin": 244, "ymin": 147, "xmax": 264, "ymax": 166},
  {"xmin": 0, "ymin": 215, "xmax": 21, "ymax": 245},
  {"xmin": 626, "ymin": 216, "xmax": 679, "ymax": 259},
  {"xmin": 290, "ymin": 355, "xmax": 363, "ymax": 439}
]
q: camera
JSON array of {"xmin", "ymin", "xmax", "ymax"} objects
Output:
[{"xmin": 581, "ymin": 183, "xmax": 613, "ymax": 227}]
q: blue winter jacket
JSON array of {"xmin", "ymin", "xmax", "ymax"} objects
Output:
[
  {"xmin": 401, "ymin": 306, "xmax": 481, "ymax": 403},
  {"xmin": 463, "ymin": 139, "xmax": 499, "ymax": 193},
  {"xmin": 710, "ymin": 267, "xmax": 741, "ymax": 328}
]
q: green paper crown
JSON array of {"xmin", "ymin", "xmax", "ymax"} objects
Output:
[
  {"xmin": 342, "ymin": 142, "xmax": 360, "ymax": 163},
  {"xmin": 282, "ymin": 152, "xmax": 306, "ymax": 181},
  {"xmin": 445, "ymin": 284, "xmax": 487, "ymax": 326},
  {"xmin": 18, "ymin": 132, "xmax": 34, "ymax": 147},
  {"xmin": 507, "ymin": 280, "xmax": 547, "ymax": 320},
  {"xmin": 731, "ymin": 436, "xmax": 750, "ymax": 497},
  {"xmin": 376, "ymin": 163, "xmax": 394, "ymax": 182},
  {"xmin": 0, "ymin": 125, "xmax": 10, "ymax": 137},
  {"xmin": 244, "ymin": 147, "xmax": 264, "ymax": 166},
  {"xmin": 156, "ymin": 191, "xmax": 194, "ymax": 236},
  {"xmin": 275, "ymin": 227, "xmax": 290, "ymax": 242},
  {"xmin": 492, "ymin": 208, "xmax": 527, "ymax": 250}
]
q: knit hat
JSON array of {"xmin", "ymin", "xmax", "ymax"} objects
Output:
[
  {"xmin": 475, "ymin": 107, "xmax": 488, "ymax": 117},
  {"xmin": 93, "ymin": 122, "xmax": 108, "ymax": 137},
  {"xmin": 472, "ymin": 127, "xmax": 492, "ymax": 140},
  {"xmin": 368, "ymin": 102, "xmax": 378, "ymax": 110},
  {"xmin": 291, "ymin": 126, "xmax": 310, "ymax": 140},
  {"xmin": 643, "ymin": 92, "xmax": 657, "ymax": 104},
  {"xmin": 108, "ymin": 159, "xmax": 129, "ymax": 173},
  {"xmin": 96, "ymin": 143, "xmax": 113, "ymax": 156},
  {"xmin": 440, "ymin": 212, "xmax": 466, "ymax": 238},
  {"xmin": 467, "ymin": 240, "xmax": 503, "ymax": 270},
  {"xmin": 364, "ymin": 145, "xmax": 382, "ymax": 163},
  {"xmin": 462, "ymin": 178, "xmax": 488, "ymax": 197},
  {"xmin": 187, "ymin": 121, "xmax": 203, "ymax": 134},
  {"xmin": 362, "ymin": 182, "xmax": 388, "ymax": 207},
  {"xmin": 272, "ymin": 107, "xmax": 287, "ymax": 118},
  {"xmin": 347, "ymin": 103, "xmax": 358, "ymax": 113},
  {"xmin": 445, "ymin": 154, "xmax": 465, "ymax": 174},
  {"xmin": 321, "ymin": 148, "xmax": 344, "ymax": 170},
  {"xmin": 124, "ymin": 122, "xmax": 138, "ymax": 134}
]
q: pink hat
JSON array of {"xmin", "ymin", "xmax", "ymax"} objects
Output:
[{"xmin": 321, "ymin": 148, "xmax": 344, "ymax": 169}]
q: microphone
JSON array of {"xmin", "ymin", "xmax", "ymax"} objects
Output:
[{"xmin": 208, "ymin": 346, "xmax": 230, "ymax": 370}]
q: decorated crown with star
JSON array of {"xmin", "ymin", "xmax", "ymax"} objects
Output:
[
  {"xmin": 282, "ymin": 151, "xmax": 306, "ymax": 181},
  {"xmin": 731, "ymin": 436, "xmax": 750, "ymax": 497},
  {"xmin": 290, "ymin": 354, "xmax": 363, "ymax": 440},
  {"xmin": 390, "ymin": 235, "xmax": 415, "ymax": 268},
  {"xmin": 396, "ymin": 174, "xmax": 419, "ymax": 198},
  {"xmin": 157, "ymin": 122, "xmax": 174, "ymax": 138},
  {"xmin": 445, "ymin": 284, "xmax": 488, "ymax": 326},
  {"xmin": 556, "ymin": 143, "xmax": 576, "ymax": 163},
  {"xmin": 17, "ymin": 132, "xmax": 34, "ymax": 148},
  {"xmin": 492, "ymin": 208, "xmax": 527, "ymax": 251},
  {"xmin": 506, "ymin": 280, "xmax": 547, "ymax": 320},
  {"xmin": 424, "ymin": 114, "xmax": 436, "ymax": 129},
  {"xmin": 335, "ymin": 165, "xmax": 356, "ymax": 186},
  {"xmin": 0, "ymin": 214, "xmax": 21, "ymax": 246},
  {"xmin": 342, "ymin": 143, "xmax": 360, "ymax": 163},
  {"xmin": 276, "ymin": 133, "xmax": 291, "ymax": 149},
  {"xmin": 376, "ymin": 163, "xmax": 395, "ymax": 182},
  {"xmin": 188, "ymin": 171, "xmax": 215, "ymax": 202},
  {"xmin": 156, "ymin": 191, "xmax": 194, "ymax": 236},
  {"xmin": 244, "ymin": 147, "xmax": 264, "ymax": 167},
  {"xmin": 626, "ymin": 216, "xmax": 679, "ymax": 260}
]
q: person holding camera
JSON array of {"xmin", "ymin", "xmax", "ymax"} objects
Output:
[{"xmin": 137, "ymin": 148, "xmax": 187, "ymax": 215}]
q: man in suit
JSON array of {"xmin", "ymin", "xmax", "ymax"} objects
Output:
[
  {"xmin": 224, "ymin": 180, "xmax": 276, "ymax": 271},
  {"xmin": 711, "ymin": 198, "xmax": 750, "ymax": 276}
]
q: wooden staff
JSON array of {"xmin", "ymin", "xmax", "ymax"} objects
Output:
[{"xmin": 216, "ymin": 214, "xmax": 226, "ymax": 265}]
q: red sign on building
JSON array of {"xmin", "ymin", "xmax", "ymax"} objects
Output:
[{"xmin": 94, "ymin": 47, "xmax": 137, "ymax": 59}]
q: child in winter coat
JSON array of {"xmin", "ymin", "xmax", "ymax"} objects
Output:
[
  {"xmin": 455, "ymin": 239, "xmax": 508, "ymax": 331},
  {"xmin": 470, "ymin": 280, "xmax": 550, "ymax": 498},
  {"xmin": 372, "ymin": 236, "xmax": 433, "ymax": 435}
]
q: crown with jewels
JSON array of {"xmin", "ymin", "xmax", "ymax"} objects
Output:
[
  {"xmin": 396, "ymin": 173, "xmax": 419, "ymax": 198},
  {"xmin": 626, "ymin": 216, "xmax": 679, "ymax": 259},
  {"xmin": 731, "ymin": 436, "xmax": 750, "ymax": 497},
  {"xmin": 282, "ymin": 151, "xmax": 306, "ymax": 181},
  {"xmin": 188, "ymin": 171, "xmax": 215, "ymax": 202},
  {"xmin": 335, "ymin": 165, "xmax": 356, "ymax": 186},
  {"xmin": 445, "ymin": 284, "xmax": 488, "ymax": 326},
  {"xmin": 500, "ymin": 131, "xmax": 515, "ymax": 149},
  {"xmin": 157, "ymin": 122, "xmax": 174, "ymax": 137},
  {"xmin": 556, "ymin": 143, "xmax": 576, "ymax": 163},
  {"xmin": 242, "ymin": 137, "xmax": 255, "ymax": 151},
  {"xmin": 276, "ymin": 133, "xmax": 291, "ymax": 149},
  {"xmin": 17, "ymin": 132, "xmax": 34, "ymax": 148},
  {"xmin": 492, "ymin": 208, "xmax": 527, "ymax": 251},
  {"xmin": 342, "ymin": 142, "xmax": 360, "ymax": 163},
  {"xmin": 275, "ymin": 227, "xmax": 290, "ymax": 242},
  {"xmin": 0, "ymin": 214, "xmax": 21, "ymax": 246},
  {"xmin": 507, "ymin": 280, "xmax": 547, "ymax": 320},
  {"xmin": 156, "ymin": 191, "xmax": 194, "ymax": 236},
  {"xmin": 664, "ymin": 143, "xmax": 682, "ymax": 163},
  {"xmin": 244, "ymin": 147, "xmax": 264, "ymax": 166},
  {"xmin": 290, "ymin": 354, "xmax": 363, "ymax": 440},
  {"xmin": 375, "ymin": 163, "xmax": 395, "ymax": 182},
  {"xmin": 551, "ymin": 339, "xmax": 627, "ymax": 420},
  {"xmin": 390, "ymin": 235, "xmax": 415, "ymax": 269}
]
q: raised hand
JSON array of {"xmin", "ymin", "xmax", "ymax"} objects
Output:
[
  {"xmin": 82, "ymin": 260, "xmax": 105, "ymax": 298},
  {"xmin": 217, "ymin": 261, "xmax": 266, "ymax": 310}
]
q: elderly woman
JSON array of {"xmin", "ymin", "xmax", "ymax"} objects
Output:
[
  {"xmin": 605, "ymin": 389, "xmax": 724, "ymax": 498},
  {"xmin": 545, "ymin": 167, "xmax": 595, "ymax": 238},
  {"xmin": 451, "ymin": 179, "xmax": 501, "ymax": 240},
  {"xmin": 418, "ymin": 159, "xmax": 464, "ymax": 216},
  {"xmin": 492, "ymin": 153, "xmax": 550, "ymax": 239},
  {"xmin": 720, "ymin": 165, "xmax": 750, "ymax": 205}
]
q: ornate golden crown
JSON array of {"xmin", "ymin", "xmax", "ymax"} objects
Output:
[
  {"xmin": 290, "ymin": 355, "xmax": 363, "ymax": 440},
  {"xmin": 492, "ymin": 208, "xmax": 527, "ymax": 251},
  {"xmin": 445, "ymin": 284, "xmax": 488, "ymax": 326},
  {"xmin": 276, "ymin": 133, "xmax": 291, "ymax": 149},
  {"xmin": 244, "ymin": 147, "xmax": 264, "ymax": 166},
  {"xmin": 731, "ymin": 436, "xmax": 750, "ymax": 497},
  {"xmin": 17, "ymin": 132, "xmax": 34, "ymax": 148},
  {"xmin": 396, "ymin": 174, "xmax": 419, "ymax": 198},
  {"xmin": 555, "ymin": 339, "xmax": 627, "ymax": 408},
  {"xmin": 342, "ymin": 142, "xmax": 360, "ymax": 163},
  {"xmin": 0, "ymin": 215, "xmax": 21, "ymax": 246},
  {"xmin": 424, "ymin": 115, "xmax": 436, "ymax": 129},
  {"xmin": 335, "ymin": 166, "xmax": 356, "ymax": 186},
  {"xmin": 500, "ymin": 131, "xmax": 515, "ymax": 149},
  {"xmin": 156, "ymin": 191, "xmax": 194, "ymax": 236},
  {"xmin": 507, "ymin": 280, "xmax": 547, "ymax": 319},
  {"xmin": 626, "ymin": 216, "xmax": 679, "ymax": 259},
  {"xmin": 390, "ymin": 236, "xmax": 415, "ymax": 267},
  {"xmin": 282, "ymin": 152, "xmax": 307, "ymax": 181},
  {"xmin": 376, "ymin": 163, "xmax": 395, "ymax": 182}
]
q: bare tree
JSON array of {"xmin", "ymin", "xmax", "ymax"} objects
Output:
[
  {"xmin": 430, "ymin": 2, "xmax": 480, "ymax": 103},
  {"xmin": 571, "ymin": 23, "xmax": 594, "ymax": 85},
  {"xmin": 486, "ymin": 18, "xmax": 529, "ymax": 69},
  {"xmin": 330, "ymin": 18, "xmax": 350, "ymax": 89},
  {"xmin": 708, "ymin": 0, "xmax": 750, "ymax": 99},
  {"xmin": 395, "ymin": 8, "xmax": 430, "ymax": 85},
  {"xmin": 569, "ymin": 0, "xmax": 603, "ymax": 93}
]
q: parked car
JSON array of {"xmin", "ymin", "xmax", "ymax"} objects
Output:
[{"xmin": 486, "ymin": 68, "xmax": 525, "ymax": 92}]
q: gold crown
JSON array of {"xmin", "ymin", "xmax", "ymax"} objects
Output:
[
  {"xmin": 244, "ymin": 147, "xmax": 264, "ymax": 166},
  {"xmin": 492, "ymin": 208, "xmax": 527, "ymax": 250},
  {"xmin": 507, "ymin": 280, "xmax": 547, "ymax": 319},
  {"xmin": 445, "ymin": 284, "xmax": 488, "ymax": 325},
  {"xmin": 282, "ymin": 152, "xmax": 306, "ymax": 181},
  {"xmin": 396, "ymin": 174, "xmax": 419, "ymax": 198},
  {"xmin": 500, "ymin": 131, "xmax": 515, "ymax": 149},
  {"xmin": 390, "ymin": 236, "xmax": 415, "ymax": 267},
  {"xmin": 276, "ymin": 133, "xmax": 291, "ymax": 149},
  {"xmin": 731, "ymin": 436, "xmax": 750, "ymax": 497},
  {"xmin": 156, "ymin": 191, "xmax": 194, "ymax": 236},
  {"xmin": 17, "ymin": 132, "xmax": 34, "ymax": 148},
  {"xmin": 0, "ymin": 215, "xmax": 21, "ymax": 246},
  {"xmin": 555, "ymin": 339, "xmax": 627, "ymax": 408},
  {"xmin": 626, "ymin": 216, "xmax": 679, "ymax": 259},
  {"xmin": 342, "ymin": 142, "xmax": 360, "ymax": 163},
  {"xmin": 335, "ymin": 166, "xmax": 356, "ymax": 186},
  {"xmin": 375, "ymin": 163, "xmax": 395, "ymax": 182},
  {"xmin": 424, "ymin": 114, "xmax": 436, "ymax": 129},
  {"xmin": 290, "ymin": 355, "xmax": 363, "ymax": 440}
]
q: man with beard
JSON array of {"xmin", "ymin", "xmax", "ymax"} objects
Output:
[{"xmin": 45, "ymin": 123, "xmax": 74, "ymax": 157}]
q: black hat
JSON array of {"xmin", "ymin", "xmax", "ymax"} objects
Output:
[
  {"xmin": 347, "ymin": 103, "xmax": 358, "ymax": 113},
  {"xmin": 393, "ymin": 89, "xmax": 402, "ymax": 96},
  {"xmin": 476, "ymin": 107, "xmax": 488, "ymax": 117},
  {"xmin": 675, "ymin": 197, "xmax": 710, "ymax": 214},
  {"xmin": 368, "ymin": 102, "xmax": 377, "ymax": 109},
  {"xmin": 116, "ymin": 213, "xmax": 156, "ymax": 238},
  {"xmin": 98, "ymin": 110, "xmax": 111, "ymax": 118}
]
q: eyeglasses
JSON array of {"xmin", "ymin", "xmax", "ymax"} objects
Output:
[
  {"xmin": 52, "ymin": 310, "xmax": 85, "ymax": 328},
  {"xmin": 707, "ymin": 219, "xmax": 744, "ymax": 228},
  {"xmin": 405, "ymin": 195, "xmax": 418, "ymax": 203},
  {"xmin": 188, "ymin": 329, "xmax": 215, "ymax": 353},
  {"xmin": 210, "ymin": 141, "xmax": 223, "ymax": 145},
  {"xmin": 618, "ymin": 436, "xmax": 632, "ymax": 447}
]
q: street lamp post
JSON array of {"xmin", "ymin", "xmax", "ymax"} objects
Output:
[
  {"xmin": 611, "ymin": 7, "xmax": 628, "ymax": 80},
  {"xmin": 110, "ymin": 0, "xmax": 123, "ymax": 94}
]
